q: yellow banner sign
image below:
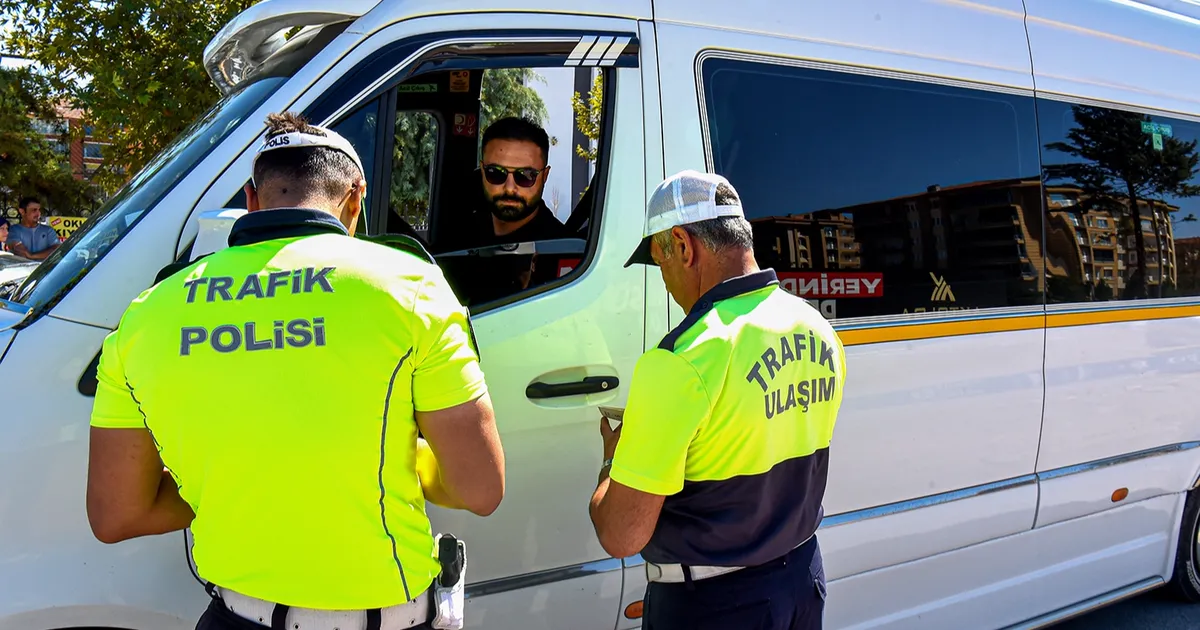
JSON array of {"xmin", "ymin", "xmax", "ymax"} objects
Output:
[{"xmin": 48, "ymin": 216, "xmax": 87, "ymax": 240}]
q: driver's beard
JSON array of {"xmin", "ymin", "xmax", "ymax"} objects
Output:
[{"xmin": 489, "ymin": 195, "xmax": 538, "ymax": 223}]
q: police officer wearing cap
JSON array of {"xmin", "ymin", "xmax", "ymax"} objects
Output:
[
  {"xmin": 85, "ymin": 112, "xmax": 505, "ymax": 630},
  {"xmin": 588, "ymin": 170, "xmax": 847, "ymax": 629}
]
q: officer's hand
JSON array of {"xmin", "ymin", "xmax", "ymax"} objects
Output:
[{"xmin": 599, "ymin": 415, "xmax": 622, "ymax": 461}]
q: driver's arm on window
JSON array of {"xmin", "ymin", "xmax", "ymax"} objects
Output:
[{"xmin": 86, "ymin": 328, "xmax": 195, "ymax": 544}]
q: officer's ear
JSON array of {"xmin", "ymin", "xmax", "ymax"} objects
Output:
[
  {"xmin": 672, "ymin": 226, "xmax": 699, "ymax": 268},
  {"xmin": 244, "ymin": 183, "xmax": 261, "ymax": 213},
  {"xmin": 341, "ymin": 177, "xmax": 366, "ymax": 236}
]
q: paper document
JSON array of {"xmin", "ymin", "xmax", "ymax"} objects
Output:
[{"xmin": 599, "ymin": 406, "xmax": 624, "ymax": 431}]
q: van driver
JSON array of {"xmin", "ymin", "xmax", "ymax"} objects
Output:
[{"xmin": 444, "ymin": 117, "xmax": 573, "ymax": 301}]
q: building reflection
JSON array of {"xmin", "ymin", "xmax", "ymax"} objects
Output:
[
  {"xmin": 750, "ymin": 177, "xmax": 1186, "ymax": 313},
  {"xmin": 751, "ymin": 212, "xmax": 860, "ymax": 271},
  {"xmin": 1045, "ymin": 188, "xmax": 1178, "ymax": 300}
]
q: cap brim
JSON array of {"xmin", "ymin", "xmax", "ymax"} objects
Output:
[{"xmin": 624, "ymin": 235, "xmax": 656, "ymax": 268}]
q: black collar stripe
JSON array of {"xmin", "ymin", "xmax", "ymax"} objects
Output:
[
  {"xmin": 658, "ymin": 269, "xmax": 779, "ymax": 351},
  {"xmin": 227, "ymin": 208, "xmax": 348, "ymax": 248}
]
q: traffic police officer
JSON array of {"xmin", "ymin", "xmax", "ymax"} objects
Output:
[
  {"xmin": 86, "ymin": 112, "xmax": 505, "ymax": 630},
  {"xmin": 588, "ymin": 170, "xmax": 847, "ymax": 630}
]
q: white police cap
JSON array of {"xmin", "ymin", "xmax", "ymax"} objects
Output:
[{"xmin": 251, "ymin": 125, "xmax": 365, "ymax": 184}]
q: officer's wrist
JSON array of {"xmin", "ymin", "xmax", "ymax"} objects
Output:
[{"xmin": 597, "ymin": 458, "xmax": 613, "ymax": 484}]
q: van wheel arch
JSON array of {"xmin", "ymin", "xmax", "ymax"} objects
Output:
[{"xmin": 1167, "ymin": 484, "xmax": 1200, "ymax": 602}]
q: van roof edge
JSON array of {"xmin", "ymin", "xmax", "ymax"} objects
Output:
[{"xmin": 203, "ymin": 0, "xmax": 382, "ymax": 95}]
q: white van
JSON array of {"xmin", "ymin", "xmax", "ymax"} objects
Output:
[{"xmin": 5, "ymin": 0, "xmax": 1200, "ymax": 628}]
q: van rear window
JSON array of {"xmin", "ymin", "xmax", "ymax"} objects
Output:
[{"xmin": 699, "ymin": 56, "xmax": 1042, "ymax": 321}]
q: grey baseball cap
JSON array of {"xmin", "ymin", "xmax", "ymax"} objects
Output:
[{"xmin": 625, "ymin": 169, "xmax": 745, "ymax": 267}]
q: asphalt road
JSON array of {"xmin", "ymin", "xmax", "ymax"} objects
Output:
[{"xmin": 1052, "ymin": 588, "xmax": 1200, "ymax": 629}]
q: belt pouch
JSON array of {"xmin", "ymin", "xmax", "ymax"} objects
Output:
[{"xmin": 431, "ymin": 534, "xmax": 466, "ymax": 630}]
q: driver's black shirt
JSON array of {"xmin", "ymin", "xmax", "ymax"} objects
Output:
[
  {"xmin": 437, "ymin": 201, "xmax": 577, "ymax": 306},
  {"xmin": 447, "ymin": 201, "xmax": 573, "ymax": 251}
]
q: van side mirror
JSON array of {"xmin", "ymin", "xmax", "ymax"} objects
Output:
[
  {"xmin": 150, "ymin": 208, "xmax": 247, "ymax": 286},
  {"xmin": 193, "ymin": 208, "xmax": 247, "ymax": 259}
]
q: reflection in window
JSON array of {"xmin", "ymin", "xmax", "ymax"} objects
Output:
[
  {"xmin": 391, "ymin": 111, "xmax": 438, "ymax": 235},
  {"xmin": 328, "ymin": 102, "xmax": 381, "ymax": 228},
  {"xmin": 701, "ymin": 57, "xmax": 1042, "ymax": 320},
  {"xmin": 1040, "ymin": 100, "xmax": 1200, "ymax": 301}
]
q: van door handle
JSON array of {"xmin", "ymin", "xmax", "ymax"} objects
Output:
[{"xmin": 525, "ymin": 376, "xmax": 619, "ymax": 399}]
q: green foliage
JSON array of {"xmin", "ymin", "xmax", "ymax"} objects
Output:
[
  {"xmin": 391, "ymin": 112, "xmax": 438, "ymax": 231},
  {"xmin": 0, "ymin": 0, "xmax": 255, "ymax": 194},
  {"xmin": 479, "ymin": 68, "xmax": 548, "ymax": 133},
  {"xmin": 1045, "ymin": 105, "xmax": 1200, "ymax": 298},
  {"xmin": 389, "ymin": 69, "xmax": 549, "ymax": 229},
  {"xmin": 570, "ymin": 72, "xmax": 603, "ymax": 163},
  {"xmin": 0, "ymin": 67, "xmax": 97, "ymax": 214}
]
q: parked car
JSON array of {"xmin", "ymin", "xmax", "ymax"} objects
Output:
[{"xmin": 0, "ymin": 253, "xmax": 38, "ymax": 301}]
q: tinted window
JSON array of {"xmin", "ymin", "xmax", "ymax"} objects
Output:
[
  {"xmin": 700, "ymin": 57, "xmax": 1043, "ymax": 320},
  {"xmin": 1038, "ymin": 99, "xmax": 1200, "ymax": 302}
]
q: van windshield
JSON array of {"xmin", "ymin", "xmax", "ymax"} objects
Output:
[{"xmin": 9, "ymin": 76, "xmax": 286, "ymax": 320}]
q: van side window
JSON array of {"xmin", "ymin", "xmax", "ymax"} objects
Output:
[
  {"xmin": 387, "ymin": 65, "xmax": 611, "ymax": 309},
  {"xmin": 699, "ymin": 56, "xmax": 1043, "ymax": 320},
  {"xmin": 390, "ymin": 111, "xmax": 439, "ymax": 242},
  {"xmin": 1038, "ymin": 99, "xmax": 1200, "ymax": 302}
]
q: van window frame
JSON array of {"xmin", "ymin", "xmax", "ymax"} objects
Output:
[
  {"xmin": 302, "ymin": 32, "xmax": 634, "ymax": 314},
  {"xmin": 376, "ymin": 105, "xmax": 445, "ymax": 240}
]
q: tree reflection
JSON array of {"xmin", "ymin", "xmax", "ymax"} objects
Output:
[{"xmin": 1044, "ymin": 105, "xmax": 1200, "ymax": 298}]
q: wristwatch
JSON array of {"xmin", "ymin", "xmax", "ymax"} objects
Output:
[{"xmin": 601, "ymin": 458, "xmax": 614, "ymax": 470}]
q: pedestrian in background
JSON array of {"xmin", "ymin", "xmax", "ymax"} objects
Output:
[
  {"xmin": 85, "ymin": 112, "xmax": 504, "ymax": 630},
  {"xmin": 7, "ymin": 197, "xmax": 59, "ymax": 260},
  {"xmin": 588, "ymin": 170, "xmax": 847, "ymax": 630}
]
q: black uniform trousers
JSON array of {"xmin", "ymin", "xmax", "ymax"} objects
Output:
[{"xmin": 642, "ymin": 535, "xmax": 826, "ymax": 630}]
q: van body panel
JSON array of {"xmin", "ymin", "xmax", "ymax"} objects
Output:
[
  {"xmin": 461, "ymin": 568, "xmax": 625, "ymax": 630},
  {"xmin": 0, "ymin": 316, "xmax": 206, "ymax": 626},
  {"xmin": 349, "ymin": 0, "xmax": 652, "ymax": 41},
  {"xmin": 1039, "ymin": 315, "xmax": 1200, "ymax": 473},
  {"xmin": 827, "ymin": 332, "xmax": 1043, "ymax": 515},
  {"xmin": 825, "ymin": 493, "xmax": 1178, "ymax": 630},
  {"xmin": 653, "ymin": 0, "xmax": 1034, "ymax": 90},
  {"xmin": 1036, "ymin": 443, "xmax": 1200, "ymax": 529},
  {"xmin": 654, "ymin": 2, "xmax": 1045, "ymax": 586},
  {"xmin": 7, "ymin": 2, "xmax": 1200, "ymax": 629},
  {"xmin": 818, "ymin": 482, "xmax": 1037, "ymax": 582},
  {"xmin": 1027, "ymin": 0, "xmax": 1200, "ymax": 535},
  {"xmin": 0, "ymin": 605, "xmax": 192, "ymax": 630},
  {"xmin": 638, "ymin": 17, "xmax": 669, "ymax": 356},
  {"xmin": 1025, "ymin": 0, "xmax": 1200, "ymax": 115}
]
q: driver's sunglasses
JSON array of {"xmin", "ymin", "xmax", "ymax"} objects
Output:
[{"xmin": 482, "ymin": 164, "xmax": 545, "ymax": 188}]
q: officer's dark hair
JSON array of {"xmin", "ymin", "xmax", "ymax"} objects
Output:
[
  {"xmin": 18, "ymin": 196, "xmax": 40, "ymax": 210},
  {"xmin": 252, "ymin": 112, "xmax": 362, "ymax": 203},
  {"xmin": 653, "ymin": 183, "xmax": 754, "ymax": 256},
  {"xmin": 481, "ymin": 117, "xmax": 550, "ymax": 164}
]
